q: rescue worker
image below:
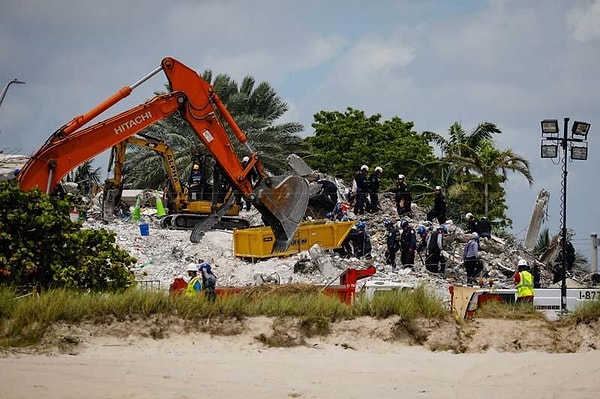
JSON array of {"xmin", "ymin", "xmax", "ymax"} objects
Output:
[
  {"xmin": 514, "ymin": 259, "xmax": 534, "ymax": 304},
  {"xmin": 189, "ymin": 163, "xmax": 203, "ymax": 201},
  {"xmin": 425, "ymin": 225, "xmax": 447, "ymax": 274},
  {"xmin": 318, "ymin": 179, "xmax": 339, "ymax": 205},
  {"xmin": 427, "ymin": 186, "xmax": 447, "ymax": 224},
  {"xmin": 465, "ymin": 212, "xmax": 479, "ymax": 233},
  {"xmin": 352, "ymin": 221, "xmax": 372, "ymax": 259},
  {"xmin": 394, "ymin": 174, "xmax": 412, "ymax": 217},
  {"xmin": 416, "ymin": 225, "xmax": 428, "ymax": 255},
  {"xmin": 240, "ymin": 156, "xmax": 258, "ymax": 210},
  {"xmin": 399, "ymin": 220, "xmax": 417, "ymax": 269},
  {"xmin": 554, "ymin": 240, "xmax": 576, "ymax": 284},
  {"xmin": 199, "ymin": 263, "xmax": 217, "ymax": 302},
  {"xmin": 354, "ymin": 165, "xmax": 370, "ymax": 215},
  {"xmin": 477, "ymin": 216, "xmax": 492, "ymax": 239},
  {"xmin": 463, "ymin": 232, "xmax": 483, "ymax": 284},
  {"xmin": 384, "ymin": 220, "xmax": 400, "ymax": 270},
  {"xmin": 367, "ymin": 166, "xmax": 383, "ymax": 213},
  {"xmin": 185, "ymin": 263, "xmax": 202, "ymax": 297}
]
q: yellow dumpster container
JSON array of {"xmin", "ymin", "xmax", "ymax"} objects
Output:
[{"xmin": 233, "ymin": 220, "xmax": 355, "ymax": 259}]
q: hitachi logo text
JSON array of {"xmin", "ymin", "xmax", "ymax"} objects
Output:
[{"xmin": 114, "ymin": 111, "xmax": 152, "ymax": 134}]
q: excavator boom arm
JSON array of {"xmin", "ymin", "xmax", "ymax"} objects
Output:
[
  {"xmin": 18, "ymin": 92, "xmax": 185, "ymax": 193},
  {"xmin": 18, "ymin": 57, "xmax": 308, "ymax": 251}
]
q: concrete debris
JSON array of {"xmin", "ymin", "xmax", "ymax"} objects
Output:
[{"xmin": 71, "ymin": 185, "xmax": 599, "ymax": 299}]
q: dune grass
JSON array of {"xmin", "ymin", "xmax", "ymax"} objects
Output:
[
  {"xmin": 3, "ymin": 285, "xmax": 598, "ymax": 348},
  {"xmin": 0, "ymin": 284, "xmax": 447, "ymax": 348}
]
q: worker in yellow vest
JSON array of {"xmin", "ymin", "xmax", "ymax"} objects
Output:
[
  {"xmin": 185, "ymin": 263, "xmax": 202, "ymax": 297},
  {"xmin": 514, "ymin": 259, "xmax": 534, "ymax": 304}
]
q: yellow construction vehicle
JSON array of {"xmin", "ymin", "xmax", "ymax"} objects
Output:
[{"xmin": 104, "ymin": 133, "xmax": 250, "ymax": 230}]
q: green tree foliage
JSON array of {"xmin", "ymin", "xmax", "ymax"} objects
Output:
[
  {"xmin": 122, "ymin": 72, "xmax": 306, "ymax": 189},
  {"xmin": 422, "ymin": 122, "xmax": 531, "ymax": 229},
  {"xmin": 453, "ymin": 140, "xmax": 533, "ymax": 219},
  {"xmin": 0, "ymin": 181, "xmax": 136, "ymax": 290},
  {"xmin": 67, "ymin": 160, "xmax": 102, "ymax": 195},
  {"xmin": 304, "ymin": 108, "xmax": 435, "ymax": 189}
]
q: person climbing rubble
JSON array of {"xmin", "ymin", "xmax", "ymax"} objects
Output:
[
  {"xmin": 337, "ymin": 221, "xmax": 372, "ymax": 259},
  {"xmin": 416, "ymin": 225, "xmax": 428, "ymax": 255},
  {"xmin": 384, "ymin": 219, "xmax": 401, "ymax": 270},
  {"xmin": 367, "ymin": 166, "xmax": 383, "ymax": 213},
  {"xmin": 399, "ymin": 220, "xmax": 417, "ymax": 269},
  {"xmin": 394, "ymin": 174, "xmax": 412, "ymax": 217},
  {"xmin": 425, "ymin": 225, "xmax": 447, "ymax": 274},
  {"xmin": 426, "ymin": 186, "xmax": 447, "ymax": 224},
  {"xmin": 465, "ymin": 212, "xmax": 479, "ymax": 233},
  {"xmin": 477, "ymin": 216, "xmax": 492, "ymax": 239},
  {"xmin": 463, "ymin": 232, "xmax": 483, "ymax": 285}
]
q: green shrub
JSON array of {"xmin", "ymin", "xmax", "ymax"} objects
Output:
[{"xmin": 0, "ymin": 180, "xmax": 135, "ymax": 290}]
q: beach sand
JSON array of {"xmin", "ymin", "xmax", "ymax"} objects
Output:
[{"xmin": 1, "ymin": 317, "xmax": 600, "ymax": 399}]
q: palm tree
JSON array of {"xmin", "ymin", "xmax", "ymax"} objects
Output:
[
  {"xmin": 423, "ymin": 121, "xmax": 501, "ymax": 158},
  {"xmin": 452, "ymin": 140, "xmax": 533, "ymax": 217},
  {"xmin": 421, "ymin": 122, "xmax": 503, "ymax": 220},
  {"xmin": 68, "ymin": 160, "xmax": 102, "ymax": 195},
  {"xmin": 122, "ymin": 72, "xmax": 305, "ymax": 189}
]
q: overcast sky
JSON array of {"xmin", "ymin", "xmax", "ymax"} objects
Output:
[{"xmin": 1, "ymin": 0, "xmax": 599, "ymax": 257}]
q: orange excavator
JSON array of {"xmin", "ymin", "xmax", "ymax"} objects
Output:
[{"xmin": 17, "ymin": 57, "xmax": 309, "ymax": 251}]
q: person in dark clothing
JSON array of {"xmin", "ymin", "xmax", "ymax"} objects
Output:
[
  {"xmin": 339, "ymin": 221, "xmax": 372, "ymax": 259},
  {"xmin": 425, "ymin": 225, "xmax": 447, "ymax": 273},
  {"xmin": 240, "ymin": 156, "xmax": 259, "ymax": 210},
  {"xmin": 354, "ymin": 165, "xmax": 370, "ymax": 215},
  {"xmin": 399, "ymin": 220, "xmax": 417, "ymax": 269},
  {"xmin": 465, "ymin": 212, "xmax": 479, "ymax": 233},
  {"xmin": 384, "ymin": 220, "xmax": 401, "ymax": 270},
  {"xmin": 426, "ymin": 186, "xmax": 447, "ymax": 224},
  {"xmin": 199, "ymin": 263, "xmax": 217, "ymax": 302},
  {"xmin": 476, "ymin": 217, "xmax": 492, "ymax": 239},
  {"xmin": 351, "ymin": 221, "xmax": 372, "ymax": 259},
  {"xmin": 553, "ymin": 240, "xmax": 576, "ymax": 284},
  {"xmin": 367, "ymin": 166, "xmax": 383, "ymax": 213},
  {"xmin": 416, "ymin": 225, "xmax": 428, "ymax": 255},
  {"xmin": 394, "ymin": 174, "xmax": 412, "ymax": 217},
  {"xmin": 318, "ymin": 179, "xmax": 339, "ymax": 205},
  {"xmin": 463, "ymin": 232, "xmax": 483, "ymax": 284}
]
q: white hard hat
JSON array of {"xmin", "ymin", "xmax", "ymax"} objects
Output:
[
  {"xmin": 397, "ymin": 174, "xmax": 405, "ymax": 179},
  {"xmin": 465, "ymin": 212, "xmax": 473, "ymax": 220},
  {"xmin": 242, "ymin": 156, "xmax": 250, "ymax": 163},
  {"xmin": 361, "ymin": 165, "xmax": 369, "ymax": 171},
  {"xmin": 186, "ymin": 263, "xmax": 198, "ymax": 272},
  {"xmin": 435, "ymin": 186, "xmax": 442, "ymax": 191},
  {"xmin": 518, "ymin": 259, "xmax": 528, "ymax": 267},
  {"xmin": 375, "ymin": 166, "xmax": 383, "ymax": 173}
]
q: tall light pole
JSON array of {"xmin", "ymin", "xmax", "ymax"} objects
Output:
[
  {"xmin": 0, "ymin": 79, "xmax": 26, "ymax": 110},
  {"xmin": 540, "ymin": 118, "xmax": 591, "ymax": 312}
]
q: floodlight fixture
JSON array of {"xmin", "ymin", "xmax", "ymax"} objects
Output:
[
  {"xmin": 571, "ymin": 144, "xmax": 588, "ymax": 160},
  {"xmin": 541, "ymin": 142, "xmax": 558, "ymax": 158},
  {"xmin": 571, "ymin": 121, "xmax": 591, "ymax": 139},
  {"xmin": 541, "ymin": 119, "xmax": 559, "ymax": 136}
]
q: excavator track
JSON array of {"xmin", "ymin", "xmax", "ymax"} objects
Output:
[{"xmin": 160, "ymin": 215, "xmax": 250, "ymax": 231}]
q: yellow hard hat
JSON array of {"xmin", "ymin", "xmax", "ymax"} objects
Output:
[{"xmin": 193, "ymin": 164, "xmax": 199, "ymax": 170}]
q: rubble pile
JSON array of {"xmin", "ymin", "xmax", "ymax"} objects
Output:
[{"xmin": 82, "ymin": 186, "xmax": 585, "ymax": 303}]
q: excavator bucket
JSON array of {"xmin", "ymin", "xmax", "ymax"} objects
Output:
[{"xmin": 252, "ymin": 175, "xmax": 309, "ymax": 253}]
